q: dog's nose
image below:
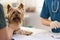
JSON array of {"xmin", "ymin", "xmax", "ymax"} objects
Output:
[{"xmin": 15, "ymin": 14, "xmax": 18, "ymax": 16}]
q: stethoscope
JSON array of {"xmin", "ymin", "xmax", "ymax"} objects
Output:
[
  {"xmin": 51, "ymin": 0, "xmax": 60, "ymax": 34},
  {"xmin": 52, "ymin": 0, "xmax": 59, "ymax": 13}
]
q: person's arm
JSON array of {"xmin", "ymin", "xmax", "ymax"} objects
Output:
[
  {"xmin": 40, "ymin": 18, "xmax": 52, "ymax": 26},
  {"xmin": 0, "ymin": 4, "xmax": 13, "ymax": 40},
  {"xmin": 40, "ymin": 1, "xmax": 51, "ymax": 26},
  {"xmin": 0, "ymin": 27, "xmax": 13, "ymax": 40}
]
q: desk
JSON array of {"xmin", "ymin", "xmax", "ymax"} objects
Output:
[{"xmin": 12, "ymin": 27, "xmax": 60, "ymax": 40}]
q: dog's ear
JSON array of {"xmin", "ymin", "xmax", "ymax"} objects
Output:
[
  {"xmin": 7, "ymin": 4, "xmax": 12, "ymax": 13},
  {"xmin": 18, "ymin": 3, "xmax": 24, "ymax": 10}
]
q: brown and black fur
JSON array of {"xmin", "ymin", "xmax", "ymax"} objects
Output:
[{"xmin": 7, "ymin": 3, "xmax": 32, "ymax": 36}]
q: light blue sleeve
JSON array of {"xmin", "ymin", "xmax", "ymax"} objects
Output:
[{"xmin": 40, "ymin": 0, "xmax": 50, "ymax": 19}]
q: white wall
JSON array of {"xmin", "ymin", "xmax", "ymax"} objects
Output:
[
  {"xmin": 23, "ymin": 0, "xmax": 51, "ymax": 30},
  {"xmin": 23, "ymin": 0, "xmax": 44, "ymax": 27},
  {"xmin": 24, "ymin": 0, "xmax": 44, "ymax": 14},
  {"xmin": 24, "ymin": 0, "xmax": 36, "ymax": 7},
  {"xmin": 36, "ymin": 0, "xmax": 44, "ymax": 15}
]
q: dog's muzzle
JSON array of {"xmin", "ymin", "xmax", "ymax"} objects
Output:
[{"xmin": 13, "ymin": 15, "xmax": 21, "ymax": 22}]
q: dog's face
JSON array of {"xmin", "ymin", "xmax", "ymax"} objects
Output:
[{"xmin": 7, "ymin": 3, "xmax": 24, "ymax": 23}]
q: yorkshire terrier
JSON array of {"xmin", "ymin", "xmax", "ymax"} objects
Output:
[{"xmin": 7, "ymin": 3, "xmax": 32, "ymax": 36}]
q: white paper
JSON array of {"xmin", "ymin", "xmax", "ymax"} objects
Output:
[
  {"xmin": 12, "ymin": 33, "xmax": 54, "ymax": 40},
  {"xmin": 48, "ymin": 32, "xmax": 60, "ymax": 39},
  {"xmin": 12, "ymin": 27, "xmax": 60, "ymax": 40}
]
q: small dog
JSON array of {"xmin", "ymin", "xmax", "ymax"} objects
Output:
[{"xmin": 7, "ymin": 3, "xmax": 32, "ymax": 35}]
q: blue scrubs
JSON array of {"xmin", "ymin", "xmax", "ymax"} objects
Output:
[
  {"xmin": 40, "ymin": 0, "xmax": 60, "ymax": 22},
  {"xmin": 40, "ymin": 0, "xmax": 60, "ymax": 33}
]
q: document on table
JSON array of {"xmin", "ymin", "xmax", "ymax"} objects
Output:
[
  {"xmin": 12, "ymin": 27, "xmax": 60, "ymax": 40},
  {"xmin": 48, "ymin": 31, "xmax": 60, "ymax": 39},
  {"xmin": 13, "ymin": 34, "xmax": 40, "ymax": 40},
  {"xmin": 12, "ymin": 32, "xmax": 55, "ymax": 40}
]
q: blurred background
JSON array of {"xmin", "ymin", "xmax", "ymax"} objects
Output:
[{"xmin": 0, "ymin": 0, "xmax": 50, "ymax": 30}]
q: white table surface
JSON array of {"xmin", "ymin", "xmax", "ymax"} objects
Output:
[{"xmin": 12, "ymin": 27, "xmax": 60, "ymax": 40}]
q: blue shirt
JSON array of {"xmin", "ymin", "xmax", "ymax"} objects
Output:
[
  {"xmin": 40, "ymin": 0, "xmax": 60, "ymax": 22},
  {"xmin": 40, "ymin": 0, "xmax": 60, "ymax": 33}
]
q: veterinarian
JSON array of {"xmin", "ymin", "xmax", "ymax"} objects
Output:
[
  {"xmin": 0, "ymin": 4, "xmax": 17, "ymax": 40},
  {"xmin": 40, "ymin": 0, "xmax": 60, "ymax": 33}
]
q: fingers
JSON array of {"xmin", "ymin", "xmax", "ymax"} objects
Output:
[{"xmin": 50, "ymin": 21, "xmax": 60, "ymax": 29}]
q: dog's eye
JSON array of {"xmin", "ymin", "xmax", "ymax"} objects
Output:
[
  {"xmin": 13, "ymin": 12, "xmax": 15, "ymax": 14},
  {"xmin": 17, "ymin": 12, "xmax": 21, "ymax": 14}
]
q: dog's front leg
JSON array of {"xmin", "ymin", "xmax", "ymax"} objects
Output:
[{"xmin": 14, "ymin": 29, "xmax": 32, "ymax": 36}]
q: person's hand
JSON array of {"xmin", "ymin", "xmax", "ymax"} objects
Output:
[{"xmin": 50, "ymin": 21, "xmax": 60, "ymax": 28}]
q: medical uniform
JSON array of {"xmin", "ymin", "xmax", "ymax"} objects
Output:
[
  {"xmin": 0, "ymin": 4, "xmax": 6, "ymax": 29},
  {"xmin": 40, "ymin": 0, "xmax": 60, "ymax": 22},
  {"xmin": 40, "ymin": 0, "xmax": 60, "ymax": 33}
]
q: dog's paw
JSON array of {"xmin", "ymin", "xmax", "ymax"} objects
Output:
[
  {"xmin": 14, "ymin": 30, "xmax": 33, "ymax": 36},
  {"xmin": 24, "ymin": 31, "xmax": 32, "ymax": 36}
]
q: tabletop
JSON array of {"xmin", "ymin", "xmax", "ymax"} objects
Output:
[{"xmin": 12, "ymin": 27, "xmax": 60, "ymax": 40}]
